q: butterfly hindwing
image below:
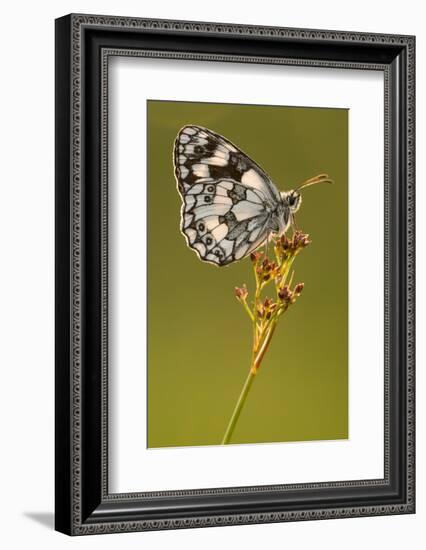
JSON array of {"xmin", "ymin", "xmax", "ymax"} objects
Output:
[
  {"xmin": 180, "ymin": 179, "xmax": 271, "ymax": 266},
  {"xmin": 173, "ymin": 126, "xmax": 280, "ymax": 266}
]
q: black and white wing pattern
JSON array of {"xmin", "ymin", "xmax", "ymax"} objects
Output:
[{"xmin": 173, "ymin": 125, "xmax": 281, "ymax": 266}]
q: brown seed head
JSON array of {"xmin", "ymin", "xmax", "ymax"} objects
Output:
[
  {"xmin": 293, "ymin": 231, "xmax": 302, "ymax": 246},
  {"xmin": 263, "ymin": 297, "xmax": 273, "ymax": 308},
  {"xmin": 292, "ymin": 231, "xmax": 310, "ymax": 250},
  {"xmin": 250, "ymin": 251, "xmax": 263, "ymax": 263},
  {"xmin": 234, "ymin": 284, "xmax": 248, "ymax": 300},
  {"xmin": 294, "ymin": 282, "xmax": 305, "ymax": 295},
  {"xmin": 278, "ymin": 285, "xmax": 292, "ymax": 302}
]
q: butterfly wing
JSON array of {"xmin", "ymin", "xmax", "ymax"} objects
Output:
[{"xmin": 173, "ymin": 125, "xmax": 279, "ymax": 266}]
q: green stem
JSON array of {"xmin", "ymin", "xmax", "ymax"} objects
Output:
[
  {"xmin": 241, "ymin": 298, "xmax": 255, "ymax": 321},
  {"xmin": 221, "ymin": 368, "xmax": 256, "ymax": 445},
  {"xmin": 253, "ymin": 322, "xmax": 277, "ymax": 371}
]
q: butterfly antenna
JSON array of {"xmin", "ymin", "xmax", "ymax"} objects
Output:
[{"xmin": 295, "ymin": 173, "xmax": 333, "ymax": 191}]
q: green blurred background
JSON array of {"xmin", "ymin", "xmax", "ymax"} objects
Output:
[{"xmin": 147, "ymin": 100, "xmax": 348, "ymax": 448}]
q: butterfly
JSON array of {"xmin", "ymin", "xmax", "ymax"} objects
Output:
[{"xmin": 173, "ymin": 125, "xmax": 332, "ymax": 266}]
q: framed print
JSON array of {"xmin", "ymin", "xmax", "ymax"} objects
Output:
[{"xmin": 55, "ymin": 14, "xmax": 415, "ymax": 535}]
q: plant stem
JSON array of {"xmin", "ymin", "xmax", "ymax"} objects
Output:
[
  {"xmin": 242, "ymin": 299, "xmax": 255, "ymax": 321},
  {"xmin": 221, "ymin": 319, "xmax": 278, "ymax": 445},
  {"xmin": 253, "ymin": 321, "xmax": 277, "ymax": 371},
  {"xmin": 221, "ymin": 368, "xmax": 256, "ymax": 445},
  {"xmin": 223, "ymin": 233, "xmax": 309, "ymax": 446}
]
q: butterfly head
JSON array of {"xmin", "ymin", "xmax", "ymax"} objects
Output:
[
  {"xmin": 282, "ymin": 174, "xmax": 333, "ymax": 213},
  {"xmin": 281, "ymin": 190, "xmax": 302, "ymax": 213},
  {"xmin": 288, "ymin": 191, "xmax": 302, "ymax": 213}
]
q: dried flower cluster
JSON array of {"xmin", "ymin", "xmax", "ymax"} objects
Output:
[
  {"xmin": 234, "ymin": 231, "xmax": 310, "ymax": 374},
  {"xmin": 222, "ymin": 231, "xmax": 311, "ymax": 444}
]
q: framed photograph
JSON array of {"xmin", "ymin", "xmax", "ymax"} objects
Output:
[{"xmin": 55, "ymin": 14, "xmax": 415, "ymax": 535}]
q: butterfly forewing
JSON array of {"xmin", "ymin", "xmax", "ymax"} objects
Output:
[{"xmin": 173, "ymin": 125, "xmax": 280, "ymax": 266}]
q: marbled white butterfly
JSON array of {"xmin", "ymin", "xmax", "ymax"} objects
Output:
[{"xmin": 173, "ymin": 125, "xmax": 331, "ymax": 266}]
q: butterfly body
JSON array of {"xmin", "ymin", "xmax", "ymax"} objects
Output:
[{"xmin": 173, "ymin": 125, "xmax": 323, "ymax": 267}]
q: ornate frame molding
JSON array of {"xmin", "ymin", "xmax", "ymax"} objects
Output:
[{"xmin": 55, "ymin": 14, "xmax": 415, "ymax": 535}]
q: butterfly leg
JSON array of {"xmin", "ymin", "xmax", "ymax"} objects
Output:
[{"xmin": 265, "ymin": 232, "xmax": 271, "ymax": 258}]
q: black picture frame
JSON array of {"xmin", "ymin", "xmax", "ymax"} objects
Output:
[{"xmin": 55, "ymin": 13, "xmax": 415, "ymax": 535}]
